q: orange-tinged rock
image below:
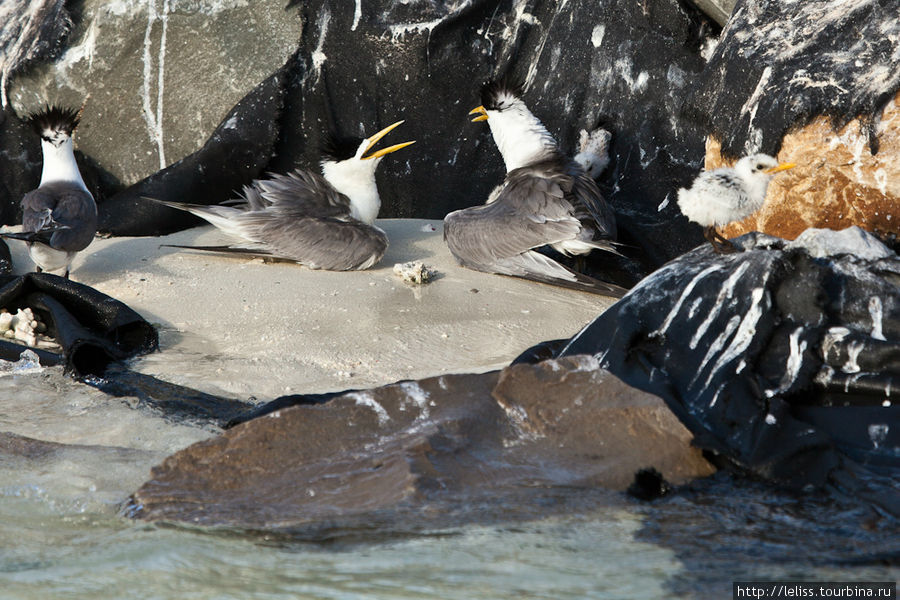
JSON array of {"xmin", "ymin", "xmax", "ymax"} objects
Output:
[{"xmin": 708, "ymin": 93, "xmax": 900, "ymax": 240}]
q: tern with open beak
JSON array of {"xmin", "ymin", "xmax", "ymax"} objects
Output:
[
  {"xmin": 443, "ymin": 79, "xmax": 625, "ymax": 297},
  {"xmin": 147, "ymin": 121, "xmax": 415, "ymax": 271},
  {"xmin": 0, "ymin": 106, "xmax": 97, "ymax": 279},
  {"xmin": 676, "ymin": 154, "xmax": 796, "ymax": 253}
]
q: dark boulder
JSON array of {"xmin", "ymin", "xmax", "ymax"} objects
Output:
[{"xmin": 557, "ymin": 227, "xmax": 900, "ymax": 514}]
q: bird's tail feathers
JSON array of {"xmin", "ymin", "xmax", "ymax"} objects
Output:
[
  {"xmin": 492, "ymin": 251, "xmax": 628, "ymax": 298},
  {"xmin": 142, "ymin": 197, "xmax": 248, "ymax": 239},
  {"xmin": 0, "ymin": 225, "xmax": 70, "ymax": 245},
  {"xmin": 159, "ymin": 244, "xmax": 289, "ymax": 262}
]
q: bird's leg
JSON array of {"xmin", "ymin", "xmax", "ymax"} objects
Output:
[
  {"xmin": 713, "ymin": 229, "xmax": 738, "ymax": 253},
  {"xmin": 704, "ymin": 226, "xmax": 737, "ymax": 254},
  {"xmin": 64, "ymin": 269, "xmax": 70, "ymax": 280},
  {"xmin": 35, "ymin": 266, "xmax": 43, "ymax": 274}
]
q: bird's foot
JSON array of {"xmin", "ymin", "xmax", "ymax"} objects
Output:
[{"xmin": 704, "ymin": 227, "xmax": 739, "ymax": 254}]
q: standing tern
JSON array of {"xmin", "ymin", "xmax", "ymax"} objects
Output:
[
  {"xmin": 676, "ymin": 154, "xmax": 796, "ymax": 253},
  {"xmin": 1, "ymin": 106, "xmax": 97, "ymax": 279},
  {"xmin": 444, "ymin": 79, "xmax": 625, "ymax": 297},
  {"xmin": 147, "ymin": 121, "xmax": 415, "ymax": 271}
]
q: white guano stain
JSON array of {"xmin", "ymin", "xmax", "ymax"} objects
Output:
[
  {"xmin": 841, "ymin": 340, "xmax": 865, "ymax": 374},
  {"xmin": 141, "ymin": 0, "xmax": 170, "ymax": 169},
  {"xmin": 591, "ymin": 24, "xmax": 605, "ymax": 47},
  {"xmin": 689, "ymin": 262, "xmax": 751, "ymax": 350},
  {"xmin": 693, "ymin": 315, "xmax": 741, "ymax": 391},
  {"xmin": 867, "ymin": 424, "xmax": 888, "ymax": 449},
  {"xmin": 347, "ymin": 391, "xmax": 390, "ymax": 426},
  {"xmin": 398, "ymin": 381, "xmax": 430, "ymax": 421},
  {"xmin": 388, "ymin": 1, "xmax": 472, "ymax": 40},
  {"xmin": 740, "ymin": 65, "xmax": 772, "ymax": 122},
  {"xmin": 351, "ymin": 0, "xmax": 362, "ymax": 31},
  {"xmin": 654, "ymin": 264, "xmax": 725, "ymax": 337},
  {"xmin": 868, "ymin": 296, "xmax": 886, "ymax": 341},
  {"xmin": 698, "ymin": 287, "xmax": 768, "ymax": 391},
  {"xmin": 822, "ymin": 326, "xmax": 851, "ymax": 359},
  {"xmin": 765, "ymin": 327, "xmax": 807, "ymax": 398},
  {"xmin": 309, "ymin": 8, "xmax": 331, "ymax": 85}
]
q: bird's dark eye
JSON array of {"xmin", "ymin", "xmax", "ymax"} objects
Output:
[{"xmin": 756, "ymin": 163, "xmax": 764, "ymax": 171}]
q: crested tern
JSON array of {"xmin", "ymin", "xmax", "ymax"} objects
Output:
[
  {"xmin": 0, "ymin": 106, "xmax": 97, "ymax": 279},
  {"xmin": 677, "ymin": 154, "xmax": 796, "ymax": 253},
  {"xmin": 444, "ymin": 79, "xmax": 624, "ymax": 296},
  {"xmin": 147, "ymin": 121, "xmax": 415, "ymax": 271}
]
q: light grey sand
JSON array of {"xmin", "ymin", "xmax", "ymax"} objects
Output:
[{"xmin": 3, "ymin": 219, "xmax": 616, "ymax": 402}]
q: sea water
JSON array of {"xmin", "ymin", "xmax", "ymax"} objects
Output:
[{"xmin": 1, "ymin": 363, "xmax": 897, "ymax": 599}]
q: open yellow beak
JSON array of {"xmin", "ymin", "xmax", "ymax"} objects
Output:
[
  {"xmin": 765, "ymin": 162, "xmax": 796, "ymax": 175},
  {"xmin": 469, "ymin": 105, "xmax": 489, "ymax": 122},
  {"xmin": 362, "ymin": 120, "xmax": 416, "ymax": 160}
]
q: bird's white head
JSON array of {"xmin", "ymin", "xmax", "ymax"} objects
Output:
[
  {"xmin": 320, "ymin": 121, "xmax": 415, "ymax": 225},
  {"xmin": 26, "ymin": 105, "xmax": 88, "ymax": 191},
  {"xmin": 734, "ymin": 153, "xmax": 796, "ymax": 200},
  {"xmin": 469, "ymin": 78, "xmax": 558, "ymax": 172}
]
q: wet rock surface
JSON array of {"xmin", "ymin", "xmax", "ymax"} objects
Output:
[
  {"xmin": 559, "ymin": 228, "xmax": 900, "ymax": 514},
  {"xmin": 634, "ymin": 471, "xmax": 900, "ymax": 597},
  {"xmin": 128, "ymin": 357, "xmax": 713, "ymax": 534}
]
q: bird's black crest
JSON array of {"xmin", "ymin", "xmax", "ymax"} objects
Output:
[
  {"xmin": 480, "ymin": 76, "xmax": 525, "ymax": 111},
  {"xmin": 320, "ymin": 131, "xmax": 364, "ymax": 162},
  {"xmin": 26, "ymin": 105, "xmax": 81, "ymax": 139}
]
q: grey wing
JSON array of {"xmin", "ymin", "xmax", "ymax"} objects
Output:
[
  {"xmin": 569, "ymin": 164, "xmax": 617, "ymax": 241},
  {"xmin": 444, "ymin": 173, "xmax": 583, "ymax": 271},
  {"xmin": 22, "ymin": 183, "xmax": 97, "ymax": 251},
  {"xmin": 258, "ymin": 217, "xmax": 388, "ymax": 271},
  {"xmin": 244, "ymin": 169, "xmax": 352, "ymax": 220}
]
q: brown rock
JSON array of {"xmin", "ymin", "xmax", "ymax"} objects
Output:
[
  {"xmin": 492, "ymin": 356, "xmax": 714, "ymax": 489},
  {"xmin": 707, "ymin": 92, "xmax": 900, "ymax": 240},
  {"xmin": 129, "ymin": 357, "xmax": 713, "ymax": 533}
]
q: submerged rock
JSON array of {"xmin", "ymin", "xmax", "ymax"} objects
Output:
[{"xmin": 128, "ymin": 357, "xmax": 712, "ymax": 533}]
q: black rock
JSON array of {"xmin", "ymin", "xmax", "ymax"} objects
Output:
[
  {"xmin": 556, "ymin": 228, "xmax": 900, "ymax": 513},
  {"xmin": 264, "ymin": 0, "xmax": 716, "ymax": 268},
  {"xmin": 0, "ymin": 272, "xmax": 158, "ymax": 377},
  {"xmin": 627, "ymin": 467, "xmax": 672, "ymax": 501}
]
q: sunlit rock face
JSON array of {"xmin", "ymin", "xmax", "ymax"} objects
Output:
[
  {"xmin": 711, "ymin": 93, "xmax": 900, "ymax": 240},
  {"xmin": 686, "ymin": 0, "xmax": 900, "ymax": 242}
]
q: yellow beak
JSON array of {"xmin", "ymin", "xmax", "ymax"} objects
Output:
[
  {"xmin": 469, "ymin": 105, "xmax": 489, "ymax": 122},
  {"xmin": 765, "ymin": 162, "xmax": 797, "ymax": 175},
  {"xmin": 362, "ymin": 120, "xmax": 416, "ymax": 160}
]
